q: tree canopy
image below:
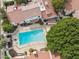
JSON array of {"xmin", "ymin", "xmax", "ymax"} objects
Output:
[
  {"xmin": 4, "ymin": 1, "xmax": 14, "ymax": 8},
  {"xmin": 52, "ymin": 0, "xmax": 67, "ymax": 12},
  {"xmin": 47, "ymin": 18, "xmax": 79, "ymax": 59},
  {"xmin": 2, "ymin": 20, "xmax": 12, "ymax": 32},
  {"xmin": 14, "ymin": 0, "xmax": 28, "ymax": 5},
  {"xmin": 2, "ymin": 19, "xmax": 17, "ymax": 33}
]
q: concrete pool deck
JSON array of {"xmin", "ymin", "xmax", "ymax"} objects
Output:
[
  {"xmin": 13, "ymin": 51, "xmax": 61, "ymax": 59},
  {"xmin": 13, "ymin": 51, "xmax": 52, "ymax": 59},
  {"xmin": 13, "ymin": 42, "xmax": 47, "ymax": 53},
  {"xmin": 12, "ymin": 24, "xmax": 48, "ymax": 53}
]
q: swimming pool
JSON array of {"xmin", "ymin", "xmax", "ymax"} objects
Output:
[{"xmin": 18, "ymin": 29, "xmax": 46, "ymax": 46}]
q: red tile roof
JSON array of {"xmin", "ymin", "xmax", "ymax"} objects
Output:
[
  {"xmin": 65, "ymin": 0, "xmax": 72, "ymax": 11},
  {"xmin": 7, "ymin": 7, "xmax": 41, "ymax": 23},
  {"xmin": 65, "ymin": 0, "xmax": 79, "ymax": 18},
  {"xmin": 42, "ymin": 0, "xmax": 57, "ymax": 18},
  {"xmin": 65, "ymin": 0, "xmax": 79, "ymax": 11},
  {"xmin": 7, "ymin": 0, "xmax": 57, "ymax": 23}
]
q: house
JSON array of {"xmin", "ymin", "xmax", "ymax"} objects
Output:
[
  {"xmin": 65, "ymin": 0, "xmax": 79, "ymax": 19},
  {"xmin": 4, "ymin": 0, "xmax": 57, "ymax": 24}
]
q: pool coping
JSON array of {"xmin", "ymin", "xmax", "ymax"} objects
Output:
[{"xmin": 17, "ymin": 29, "xmax": 47, "ymax": 48}]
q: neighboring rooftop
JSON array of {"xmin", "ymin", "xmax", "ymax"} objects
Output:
[
  {"xmin": 6, "ymin": 0, "xmax": 57, "ymax": 23},
  {"xmin": 41, "ymin": 0, "xmax": 57, "ymax": 18},
  {"xmin": 65, "ymin": 0, "xmax": 79, "ymax": 18},
  {"xmin": 65, "ymin": 0, "xmax": 79, "ymax": 11},
  {"xmin": 65, "ymin": 0, "xmax": 72, "ymax": 11}
]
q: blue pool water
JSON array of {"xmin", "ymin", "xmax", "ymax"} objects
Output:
[{"xmin": 19, "ymin": 29, "xmax": 46, "ymax": 46}]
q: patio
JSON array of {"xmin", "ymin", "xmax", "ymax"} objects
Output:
[
  {"xmin": 13, "ymin": 51, "xmax": 51, "ymax": 59},
  {"xmin": 10, "ymin": 24, "xmax": 47, "ymax": 53},
  {"xmin": 12, "ymin": 51, "xmax": 61, "ymax": 59}
]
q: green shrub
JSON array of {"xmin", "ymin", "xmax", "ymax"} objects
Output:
[
  {"xmin": 21, "ymin": 0, "xmax": 28, "ymax": 4},
  {"xmin": 4, "ymin": 1, "xmax": 14, "ymax": 7},
  {"xmin": 0, "ymin": 8, "xmax": 7, "ymax": 19},
  {"xmin": 2, "ymin": 19, "xmax": 17, "ymax": 33},
  {"xmin": 0, "ymin": 36, "xmax": 5, "ymax": 49},
  {"xmin": 14, "ymin": 0, "xmax": 28, "ymax": 5},
  {"xmin": 52, "ymin": 0, "xmax": 67, "ymax": 12}
]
